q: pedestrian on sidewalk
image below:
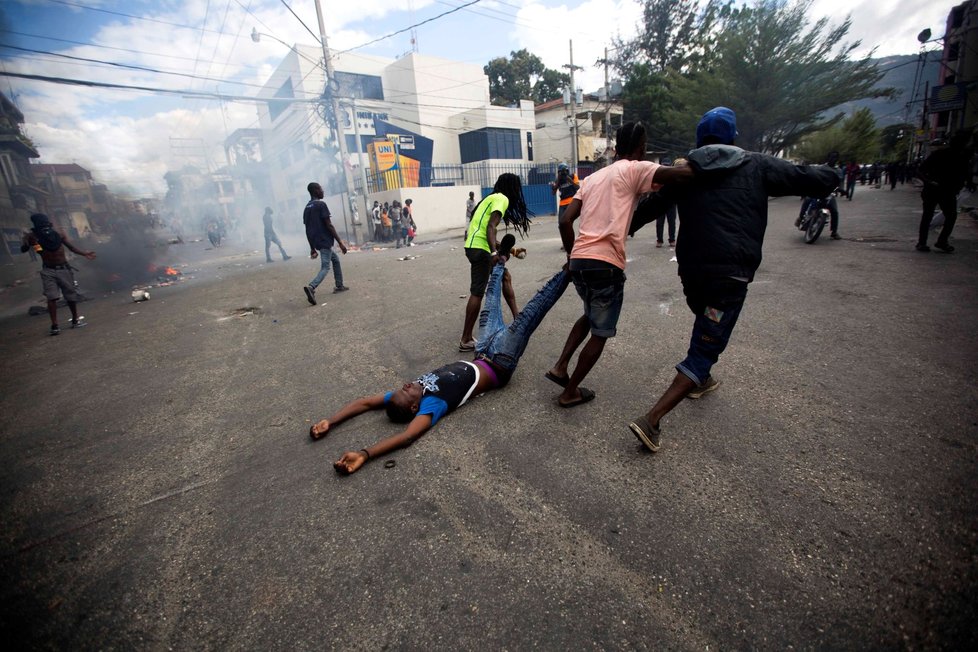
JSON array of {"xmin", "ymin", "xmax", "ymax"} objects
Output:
[
  {"xmin": 310, "ymin": 251, "xmax": 570, "ymax": 475},
  {"xmin": 262, "ymin": 207, "xmax": 291, "ymax": 262},
  {"xmin": 915, "ymin": 132, "xmax": 973, "ymax": 253},
  {"xmin": 20, "ymin": 213, "xmax": 96, "ymax": 336},
  {"xmin": 371, "ymin": 201, "xmax": 383, "ymax": 242},
  {"xmin": 625, "ymin": 107, "xmax": 839, "ymax": 452},
  {"xmin": 465, "ymin": 191, "xmax": 476, "ymax": 226},
  {"xmin": 302, "ymin": 182, "xmax": 348, "ymax": 306},
  {"xmin": 545, "ymin": 121, "xmax": 693, "ymax": 408},
  {"xmin": 458, "ymin": 173, "xmax": 530, "ymax": 352},
  {"xmin": 403, "ymin": 198, "xmax": 417, "ymax": 245}
]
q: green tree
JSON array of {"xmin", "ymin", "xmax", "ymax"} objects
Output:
[
  {"xmin": 663, "ymin": 0, "xmax": 889, "ymax": 154},
  {"xmin": 484, "ymin": 49, "xmax": 569, "ymax": 106},
  {"xmin": 794, "ymin": 109, "xmax": 878, "ymax": 163},
  {"xmin": 612, "ymin": 0, "xmax": 732, "ymax": 155},
  {"xmin": 614, "ymin": 0, "xmax": 731, "ymax": 73},
  {"xmin": 879, "ymin": 123, "xmax": 914, "ymax": 160}
]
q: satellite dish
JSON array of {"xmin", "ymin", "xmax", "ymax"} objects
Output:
[{"xmin": 918, "ymin": 28, "xmax": 932, "ymax": 43}]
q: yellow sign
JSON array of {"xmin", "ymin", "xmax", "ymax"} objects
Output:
[{"xmin": 370, "ymin": 140, "xmax": 397, "ymax": 172}]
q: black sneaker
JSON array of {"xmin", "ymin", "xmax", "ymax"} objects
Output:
[
  {"xmin": 497, "ymin": 233, "xmax": 516, "ymax": 259},
  {"xmin": 830, "ymin": 232, "xmax": 841, "ymax": 240},
  {"xmin": 266, "ymin": 258, "xmax": 274, "ymax": 263},
  {"xmin": 303, "ymin": 286, "xmax": 317, "ymax": 305},
  {"xmin": 283, "ymin": 255, "xmax": 292, "ymax": 261},
  {"xmin": 915, "ymin": 244, "xmax": 931, "ymax": 252},
  {"xmin": 934, "ymin": 242, "xmax": 955, "ymax": 253},
  {"xmin": 50, "ymin": 325, "xmax": 60, "ymax": 336},
  {"xmin": 70, "ymin": 317, "xmax": 87, "ymax": 329},
  {"xmin": 333, "ymin": 285, "xmax": 350, "ymax": 293}
]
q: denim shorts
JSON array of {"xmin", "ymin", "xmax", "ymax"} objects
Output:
[
  {"xmin": 570, "ymin": 259, "xmax": 625, "ymax": 338},
  {"xmin": 465, "ymin": 247, "xmax": 492, "ymax": 297}
]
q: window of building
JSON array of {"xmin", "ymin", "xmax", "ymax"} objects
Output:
[
  {"xmin": 937, "ymin": 111, "xmax": 950, "ymax": 128},
  {"xmin": 268, "ymin": 78, "xmax": 294, "ymax": 123},
  {"xmin": 334, "ymin": 72, "xmax": 384, "ymax": 100},
  {"xmin": 73, "ymin": 173, "xmax": 86, "ymax": 182},
  {"xmin": 459, "ymin": 128, "xmax": 522, "ymax": 163}
]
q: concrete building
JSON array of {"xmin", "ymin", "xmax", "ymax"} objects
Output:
[
  {"xmin": 533, "ymin": 93, "xmax": 623, "ymax": 170},
  {"xmin": 31, "ymin": 163, "xmax": 95, "ymax": 238},
  {"xmin": 928, "ymin": 0, "xmax": 978, "ymax": 141},
  {"xmin": 0, "ymin": 92, "xmax": 46, "ymax": 262},
  {"xmin": 255, "ymin": 47, "xmax": 536, "ymax": 236}
]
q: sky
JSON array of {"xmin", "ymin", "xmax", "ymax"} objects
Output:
[{"xmin": 0, "ymin": 0, "xmax": 950, "ymax": 195}]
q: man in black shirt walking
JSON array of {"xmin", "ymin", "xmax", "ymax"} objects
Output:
[
  {"xmin": 916, "ymin": 132, "xmax": 973, "ymax": 253},
  {"xmin": 302, "ymin": 182, "xmax": 348, "ymax": 305}
]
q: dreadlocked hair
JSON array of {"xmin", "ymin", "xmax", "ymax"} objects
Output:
[
  {"xmin": 491, "ymin": 172, "xmax": 532, "ymax": 236},
  {"xmin": 615, "ymin": 121, "xmax": 647, "ymax": 161}
]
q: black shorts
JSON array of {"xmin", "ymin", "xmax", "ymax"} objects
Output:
[{"xmin": 465, "ymin": 247, "xmax": 492, "ymax": 297}]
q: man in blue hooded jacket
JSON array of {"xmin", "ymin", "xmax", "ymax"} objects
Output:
[{"xmin": 626, "ymin": 107, "xmax": 839, "ymax": 452}]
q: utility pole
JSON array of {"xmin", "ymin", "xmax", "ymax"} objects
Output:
[
  {"xmin": 563, "ymin": 40, "xmax": 583, "ymax": 173},
  {"xmin": 349, "ymin": 97, "xmax": 371, "ymax": 205},
  {"xmin": 314, "ymin": 0, "xmax": 358, "ymax": 244}
]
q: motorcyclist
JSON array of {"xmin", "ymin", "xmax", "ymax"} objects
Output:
[{"xmin": 796, "ymin": 151, "xmax": 844, "ymax": 239}]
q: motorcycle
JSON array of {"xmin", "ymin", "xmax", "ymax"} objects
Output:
[{"xmin": 796, "ymin": 196, "xmax": 831, "ymax": 244}]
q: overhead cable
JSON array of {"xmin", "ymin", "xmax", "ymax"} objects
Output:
[{"xmin": 340, "ymin": 0, "xmax": 483, "ymax": 54}]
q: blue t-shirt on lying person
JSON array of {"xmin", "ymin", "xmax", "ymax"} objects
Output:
[{"xmin": 384, "ymin": 360, "xmax": 480, "ymax": 425}]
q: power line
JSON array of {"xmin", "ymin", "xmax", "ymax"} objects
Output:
[
  {"xmin": 340, "ymin": 0, "xmax": 484, "ymax": 54},
  {"xmin": 279, "ymin": 0, "xmax": 321, "ymax": 44},
  {"xmin": 43, "ymin": 0, "xmax": 227, "ymax": 35},
  {"xmin": 0, "ymin": 29, "xmax": 267, "ymax": 74},
  {"xmin": 0, "ymin": 69, "xmax": 319, "ymax": 103},
  {"xmin": 0, "ymin": 44, "xmax": 277, "ymax": 91}
]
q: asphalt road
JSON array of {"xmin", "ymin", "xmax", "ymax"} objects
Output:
[{"xmin": 1, "ymin": 183, "xmax": 976, "ymax": 649}]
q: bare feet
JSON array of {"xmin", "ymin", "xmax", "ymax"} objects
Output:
[
  {"xmin": 309, "ymin": 419, "xmax": 330, "ymax": 440},
  {"xmin": 334, "ymin": 450, "xmax": 367, "ymax": 474}
]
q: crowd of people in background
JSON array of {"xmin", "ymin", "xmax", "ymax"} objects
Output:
[{"xmin": 369, "ymin": 199, "xmax": 418, "ymax": 248}]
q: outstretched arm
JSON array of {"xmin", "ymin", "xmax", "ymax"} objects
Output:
[
  {"xmin": 652, "ymin": 163, "xmax": 694, "ymax": 185},
  {"xmin": 310, "ymin": 393, "xmax": 386, "ymax": 440},
  {"xmin": 334, "ymin": 414, "xmax": 433, "ymax": 474},
  {"xmin": 61, "ymin": 234, "xmax": 96, "ymax": 259}
]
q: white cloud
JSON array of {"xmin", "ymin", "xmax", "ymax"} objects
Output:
[{"xmin": 809, "ymin": 0, "xmax": 949, "ymax": 57}]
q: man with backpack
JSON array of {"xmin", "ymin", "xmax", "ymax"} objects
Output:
[{"xmin": 20, "ymin": 213, "xmax": 96, "ymax": 336}]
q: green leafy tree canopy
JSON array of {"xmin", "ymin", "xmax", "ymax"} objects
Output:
[
  {"xmin": 794, "ymin": 108, "xmax": 878, "ymax": 163},
  {"xmin": 663, "ymin": 0, "xmax": 891, "ymax": 154},
  {"xmin": 484, "ymin": 49, "xmax": 569, "ymax": 106}
]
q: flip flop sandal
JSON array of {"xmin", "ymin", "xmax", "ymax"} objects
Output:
[
  {"xmin": 559, "ymin": 387, "xmax": 595, "ymax": 408},
  {"xmin": 628, "ymin": 415, "xmax": 661, "ymax": 452},
  {"xmin": 544, "ymin": 371, "xmax": 570, "ymax": 387}
]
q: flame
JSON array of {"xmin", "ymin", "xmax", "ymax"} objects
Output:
[{"xmin": 164, "ymin": 266, "xmax": 179, "ymax": 276}]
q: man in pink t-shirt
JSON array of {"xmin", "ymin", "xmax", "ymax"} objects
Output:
[{"xmin": 545, "ymin": 122, "xmax": 693, "ymax": 407}]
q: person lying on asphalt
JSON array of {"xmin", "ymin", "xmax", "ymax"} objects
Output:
[{"xmin": 310, "ymin": 236, "xmax": 570, "ymax": 474}]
